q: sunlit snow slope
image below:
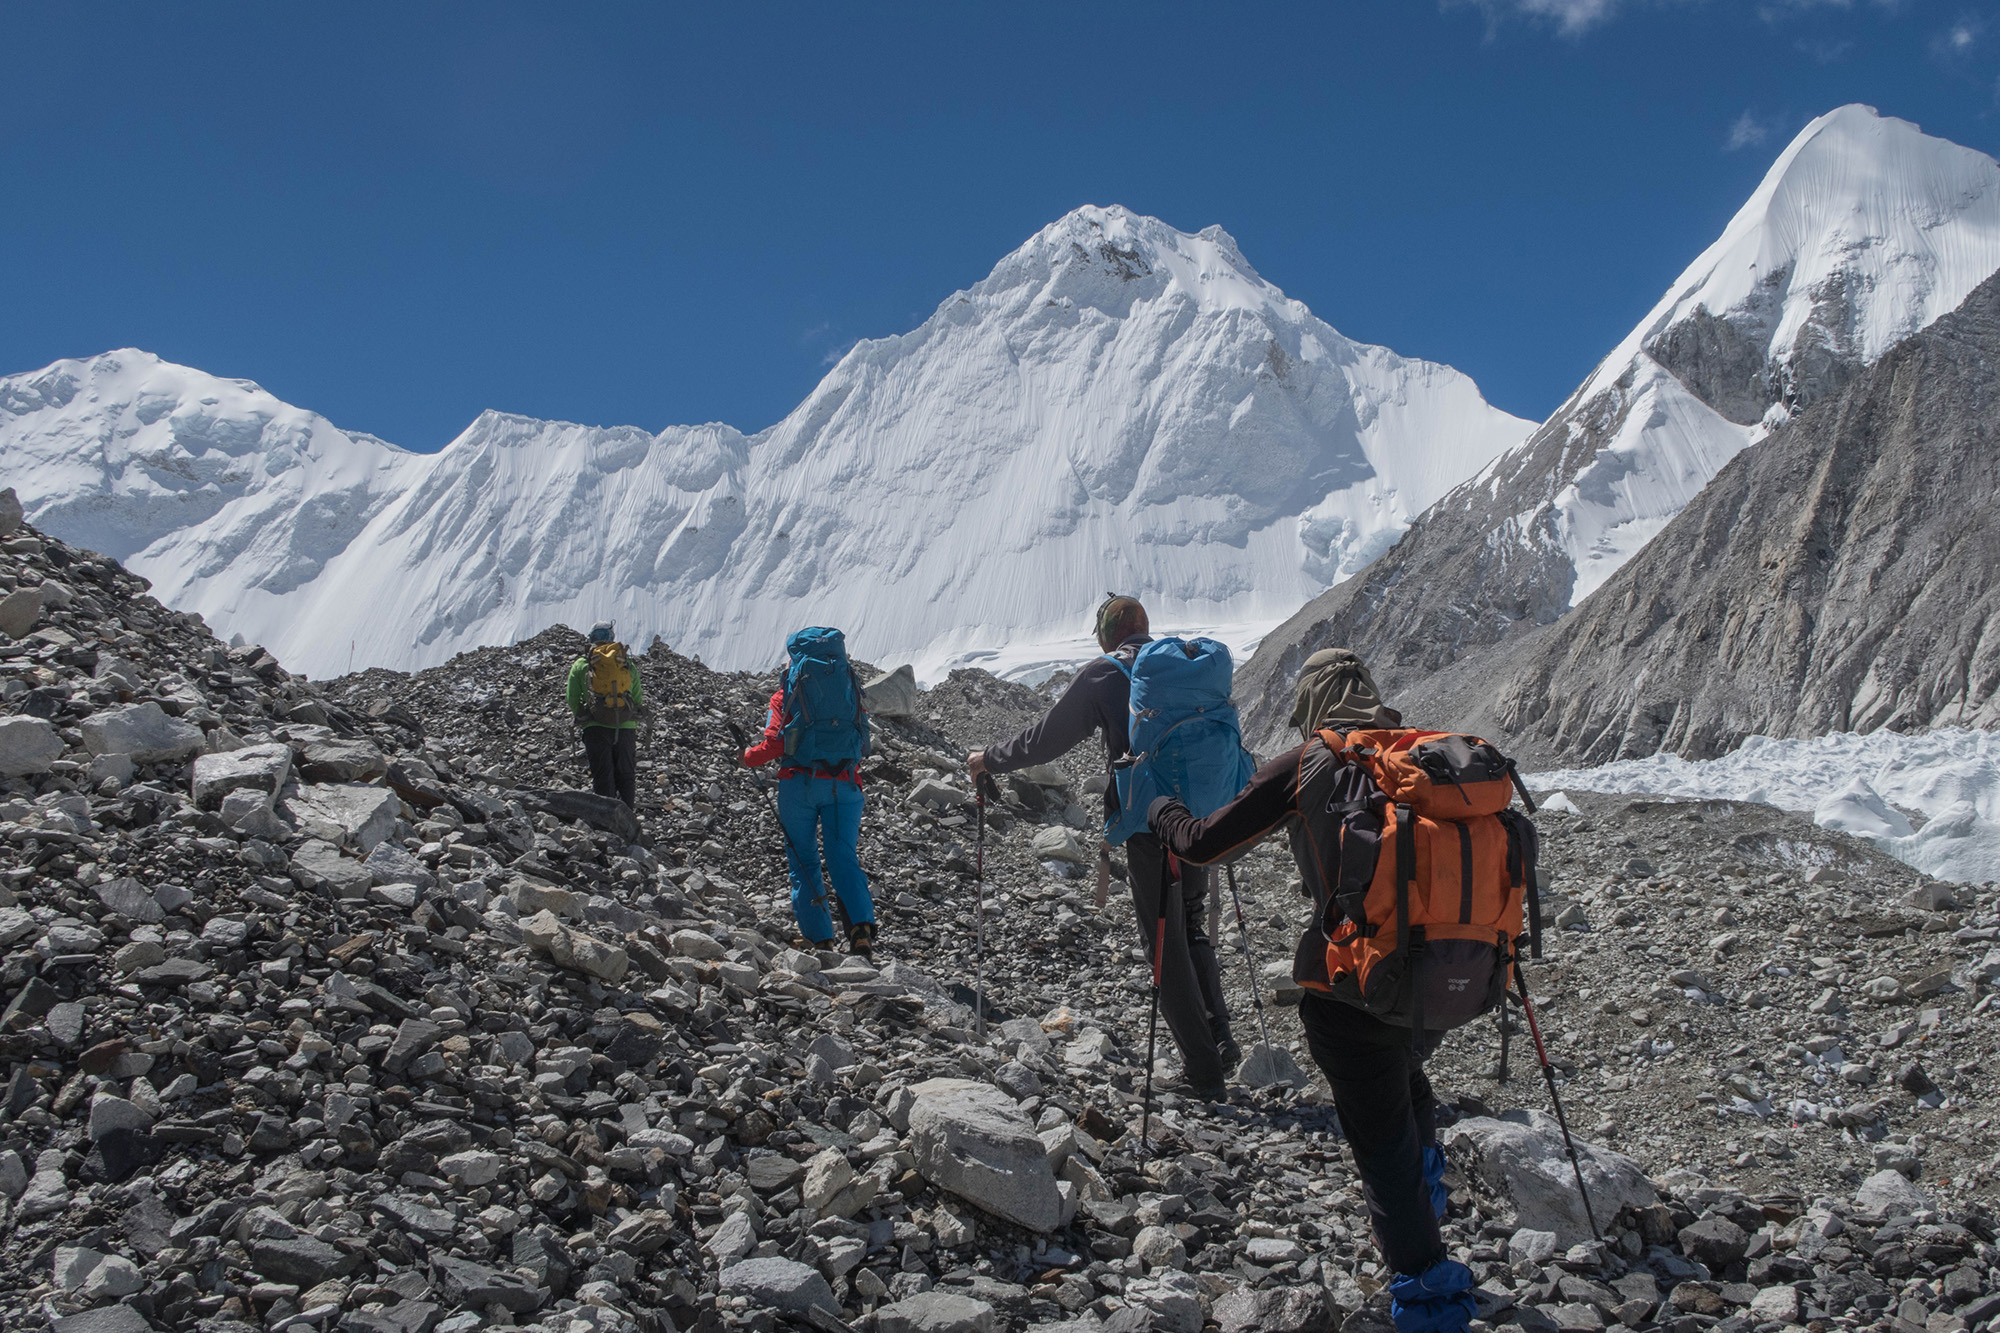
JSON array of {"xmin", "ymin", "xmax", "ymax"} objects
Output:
[
  {"xmin": 1239, "ymin": 105, "xmax": 2000, "ymax": 746},
  {"xmin": 1555, "ymin": 102, "xmax": 2000, "ymax": 600},
  {"xmin": 3, "ymin": 207, "xmax": 1530, "ymax": 679}
]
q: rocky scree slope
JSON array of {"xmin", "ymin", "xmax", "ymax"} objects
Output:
[
  {"xmin": 0, "ymin": 506, "xmax": 1994, "ymax": 1333},
  {"xmin": 1, "ymin": 204, "xmax": 1528, "ymax": 682},
  {"xmin": 1238, "ymin": 105, "xmax": 2000, "ymax": 751}
]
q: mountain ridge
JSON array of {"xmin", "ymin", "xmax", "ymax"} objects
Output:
[
  {"xmin": 4, "ymin": 205, "xmax": 1529, "ymax": 681},
  {"xmin": 1238, "ymin": 105, "xmax": 2000, "ymax": 751}
]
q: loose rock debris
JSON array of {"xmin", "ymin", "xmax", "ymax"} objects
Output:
[{"xmin": 0, "ymin": 508, "xmax": 1995, "ymax": 1333}]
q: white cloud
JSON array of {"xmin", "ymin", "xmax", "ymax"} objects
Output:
[
  {"xmin": 1510, "ymin": 0, "xmax": 1622, "ymax": 31},
  {"xmin": 1455, "ymin": 0, "xmax": 1906, "ymax": 34},
  {"xmin": 1725, "ymin": 111, "xmax": 1772, "ymax": 151},
  {"xmin": 1447, "ymin": 0, "xmax": 1632, "ymax": 35}
]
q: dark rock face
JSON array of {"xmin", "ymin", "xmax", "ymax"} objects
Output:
[
  {"xmin": 1238, "ymin": 254, "xmax": 1881, "ymax": 755},
  {"xmin": 1484, "ymin": 269, "xmax": 2000, "ymax": 762}
]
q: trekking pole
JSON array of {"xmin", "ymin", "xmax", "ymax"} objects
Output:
[
  {"xmin": 973, "ymin": 772, "xmax": 1000, "ymax": 1039},
  {"xmin": 1511, "ymin": 959, "xmax": 1601, "ymax": 1241},
  {"xmin": 1138, "ymin": 906, "xmax": 1166, "ymax": 1156},
  {"xmin": 1223, "ymin": 865, "xmax": 1273, "ymax": 1049},
  {"xmin": 727, "ymin": 722, "xmax": 833, "ymax": 921}
]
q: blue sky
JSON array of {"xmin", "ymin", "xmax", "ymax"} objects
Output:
[{"xmin": 3, "ymin": 1, "xmax": 1997, "ymax": 447}]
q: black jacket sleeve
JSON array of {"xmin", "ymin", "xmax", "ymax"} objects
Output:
[
  {"xmin": 981, "ymin": 657, "xmax": 1124, "ymax": 773},
  {"xmin": 1146, "ymin": 744, "xmax": 1308, "ymax": 865}
]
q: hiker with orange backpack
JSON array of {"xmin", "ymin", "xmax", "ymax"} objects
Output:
[
  {"xmin": 740, "ymin": 627, "xmax": 878, "ymax": 956},
  {"xmin": 566, "ymin": 622, "xmax": 644, "ymax": 806},
  {"xmin": 1147, "ymin": 648, "xmax": 1543, "ymax": 1333}
]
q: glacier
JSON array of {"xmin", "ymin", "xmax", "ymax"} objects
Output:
[
  {"xmin": 1530, "ymin": 730, "xmax": 2000, "ymax": 886},
  {"xmin": 2, "ymin": 206, "xmax": 1530, "ymax": 680}
]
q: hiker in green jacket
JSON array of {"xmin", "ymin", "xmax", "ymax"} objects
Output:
[{"xmin": 566, "ymin": 622, "xmax": 643, "ymax": 806}]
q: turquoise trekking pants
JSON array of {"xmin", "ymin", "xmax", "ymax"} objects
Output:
[{"xmin": 777, "ymin": 773, "xmax": 872, "ymax": 942}]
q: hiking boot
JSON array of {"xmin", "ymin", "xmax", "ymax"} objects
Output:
[
  {"xmin": 793, "ymin": 934, "xmax": 836, "ymax": 951},
  {"xmin": 846, "ymin": 921, "xmax": 877, "ymax": 958},
  {"xmin": 1163, "ymin": 1076, "xmax": 1228, "ymax": 1102}
]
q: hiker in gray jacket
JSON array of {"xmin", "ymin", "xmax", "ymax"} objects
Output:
[{"xmin": 967, "ymin": 596, "xmax": 1236, "ymax": 1098}]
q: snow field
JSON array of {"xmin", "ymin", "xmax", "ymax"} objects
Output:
[{"xmin": 1530, "ymin": 728, "xmax": 2000, "ymax": 885}]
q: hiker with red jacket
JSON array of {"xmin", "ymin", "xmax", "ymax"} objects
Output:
[
  {"xmin": 741, "ymin": 628, "xmax": 877, "ymax": 956},
  {"xmin": 967, "ymin": 595, "xmax": 1237, "ymax": 1099},
  {"xmin": 1147, "ymin": 648, "xmax": 1524, "ymax": 1333}
]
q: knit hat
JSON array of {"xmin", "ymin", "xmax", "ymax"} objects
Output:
[
  {"xmin": 1092, "ymin": 594, "xmax": 1148, "ymax": 651},
  {"xmin": 1290, "ymin": 647, "xmax": 1400, "ymax": 738}
]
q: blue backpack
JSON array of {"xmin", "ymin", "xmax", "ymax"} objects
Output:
[
  {"xmin": 781, "ymin": 627, "xmax": 870, "ymax": 772},
  {"xmin": 1103, "ymin": 637, "xmax": 1256, "ymax": 846}
]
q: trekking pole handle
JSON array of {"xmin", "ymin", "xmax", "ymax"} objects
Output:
[{"xmin": 976, "ymin": 772, "xmax": 1002, "ymax": 804}]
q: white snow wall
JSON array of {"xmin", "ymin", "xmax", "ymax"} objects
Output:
[{"xmin": 3, "ymin": 206, "xmax": 1530, "ymax": 679}]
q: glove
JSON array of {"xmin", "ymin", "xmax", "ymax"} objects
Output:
[{"xmin": 1389, "ymin": 1258, "xmax": 1475, "ymax": 1333}]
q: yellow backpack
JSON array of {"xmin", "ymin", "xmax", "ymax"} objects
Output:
[{"xmin": 585, "ymin": 642, "xmax": 637, "ymax": 725}]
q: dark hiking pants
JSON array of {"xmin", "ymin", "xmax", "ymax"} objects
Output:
[
  {"xmin": 582, "ymin": 726, "xmax": 637, "ymax": 806},
  {"xmin": 1298, "ymin": 990, "xmax": 1446, "ymax": 1276},
  {"xmin": 1126, "ymin": 832, "xmax": 1232, "ymax": 1093}
]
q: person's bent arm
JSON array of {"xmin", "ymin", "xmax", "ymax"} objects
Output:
[
  {"xmin": 1147, "ymin": 746, "xmax": 1307, "ymax": 865},
  {"xmin": 742, "ymin": 689, "xmax": 787, "ymax": 767},
  {"xmin": 566, "ymin": 659, "xmax": 587, "ymax": 717},
  {"xmin": 975, "ymin": 664, "xmax": 1111, "ymax": 777}
]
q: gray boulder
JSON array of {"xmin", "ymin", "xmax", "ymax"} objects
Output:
[
  {"xmin": 863, "ymin": 664, "xmax": 921, "ymax": 719},
  {"xmin": 366, "ymin": 839, "xmax": 437, "ymax": 891},
  {"xmin": 908, "ymin": 1077, "xmax": 1064, "ymax": 1232},
  {"xmin": 909, "ymin": 778, "xmax": 973, "ymax": 809},
  {"xmin": 719, "ymin": 1256, "xmax": 837, "ymax": 1317},
  {"xmin": 92, "ymin": 877, "xmax": 164, "ymax": 924},
  {"xmin": 52, "ymin": 1308, "xmax": 156, "ymax": 1333},
  {"xmin": 1235, "ymin": 1042, "xmax": 1311, "ymax": 1090},
  {"xmin": 290, "ymin": 839, "xmax": 374, "ymax": 896},
  {"xmin": 1030, "ymin": 826, "xmax": 1088, "ymax": 865},
  {"xmin": 220, "ymin": 789, "xmax": 292, "ymax": 840},
  {"xmin": 0, "ymin": 586, "xmax": 43, "ymax": 638},
  {"xmin": 0, "ymin": 716, "xmax": 63, "ymax": 778},
  {"xmin": 1448, "ymin": 1110, "xmax": 1657, "ymax": 1247},
  {"xmin": 1853, "ymin": 1168, "xmax": 1932, "ymax": 1217},
  {"xmin": 300, "ymin": 737, "xmax": 389, "ymax": 783},
  {"xmin": 81, "ymin": 703, "xmax": 204, "ymax": 764},
  {"xmin": 1213, "ymin": 1285, "xmax": 1332, "ymax": 1333},
  {"xmin": 872, "ymin": 1290, "xmax": 999, "ymax": 1333},
  {"xmin": 191, "ymin": 742, "xmax": 292, "ymax": 809},
  {"xmin": 0, "ymin": 488, "xmax": 21, "ymax": 536},
  {"xmin": 286, "ymin": 782, "xmax": 400, "ymax": 853}
]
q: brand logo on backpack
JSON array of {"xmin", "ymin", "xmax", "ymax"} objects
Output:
[
  {"xmin": 1102, "ymin": 637, "xmax": 1256, "ymax": 847},
  {"xmin": 585, "ymin": 642, "xmax": 637, "ymax": 727},
  {"xmin": 1291, "ymin": 728, "xmax": 1542, "ymax": 1042},
  {"xmin": 780, "ymin": 627, "xmax": 871, "ymax": 775}
]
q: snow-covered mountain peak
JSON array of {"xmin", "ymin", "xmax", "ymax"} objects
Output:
[
  {"xmin": 1542, "ymin": 104, "xmax": 2000, "ymax": 602},
  {"xmin": 5, "ymin": 207, "xmax": 1532, "ymax": 679},
  {"xmin": 1587, "ymin": 104, "xmax": 2000, "ymax": 410},
  {"xmin": 967, "ymin": 204, "xmax": 1283, "ymax": 323}
]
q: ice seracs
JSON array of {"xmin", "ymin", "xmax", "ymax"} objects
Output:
[{"xmin": 1, "ymin": 205, "xmax": 1529, "ymax": 679}]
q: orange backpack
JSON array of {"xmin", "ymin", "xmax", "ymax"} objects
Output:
[{"xmin": 1291, "ymin": 729, "xmax": 1541, "ymax": 1039}]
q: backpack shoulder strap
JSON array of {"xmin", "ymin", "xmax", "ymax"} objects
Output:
[{"xmin": 1102, "ymin": 650, "xmax": 1135, "ymax": 681}]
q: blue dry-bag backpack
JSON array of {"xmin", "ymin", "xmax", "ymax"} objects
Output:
[
  {"xmin": 1102, "ymin": 636, "xmax": 1256, "ymax": 846},
  {"xmin": 781, "ymin": 627, "xmax": 870, "ymax": 772}
]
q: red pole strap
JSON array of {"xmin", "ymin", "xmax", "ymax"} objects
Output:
[{"xmin": 1519, "ymin": 987, "xmax": 1554, "ymax": 1067}]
